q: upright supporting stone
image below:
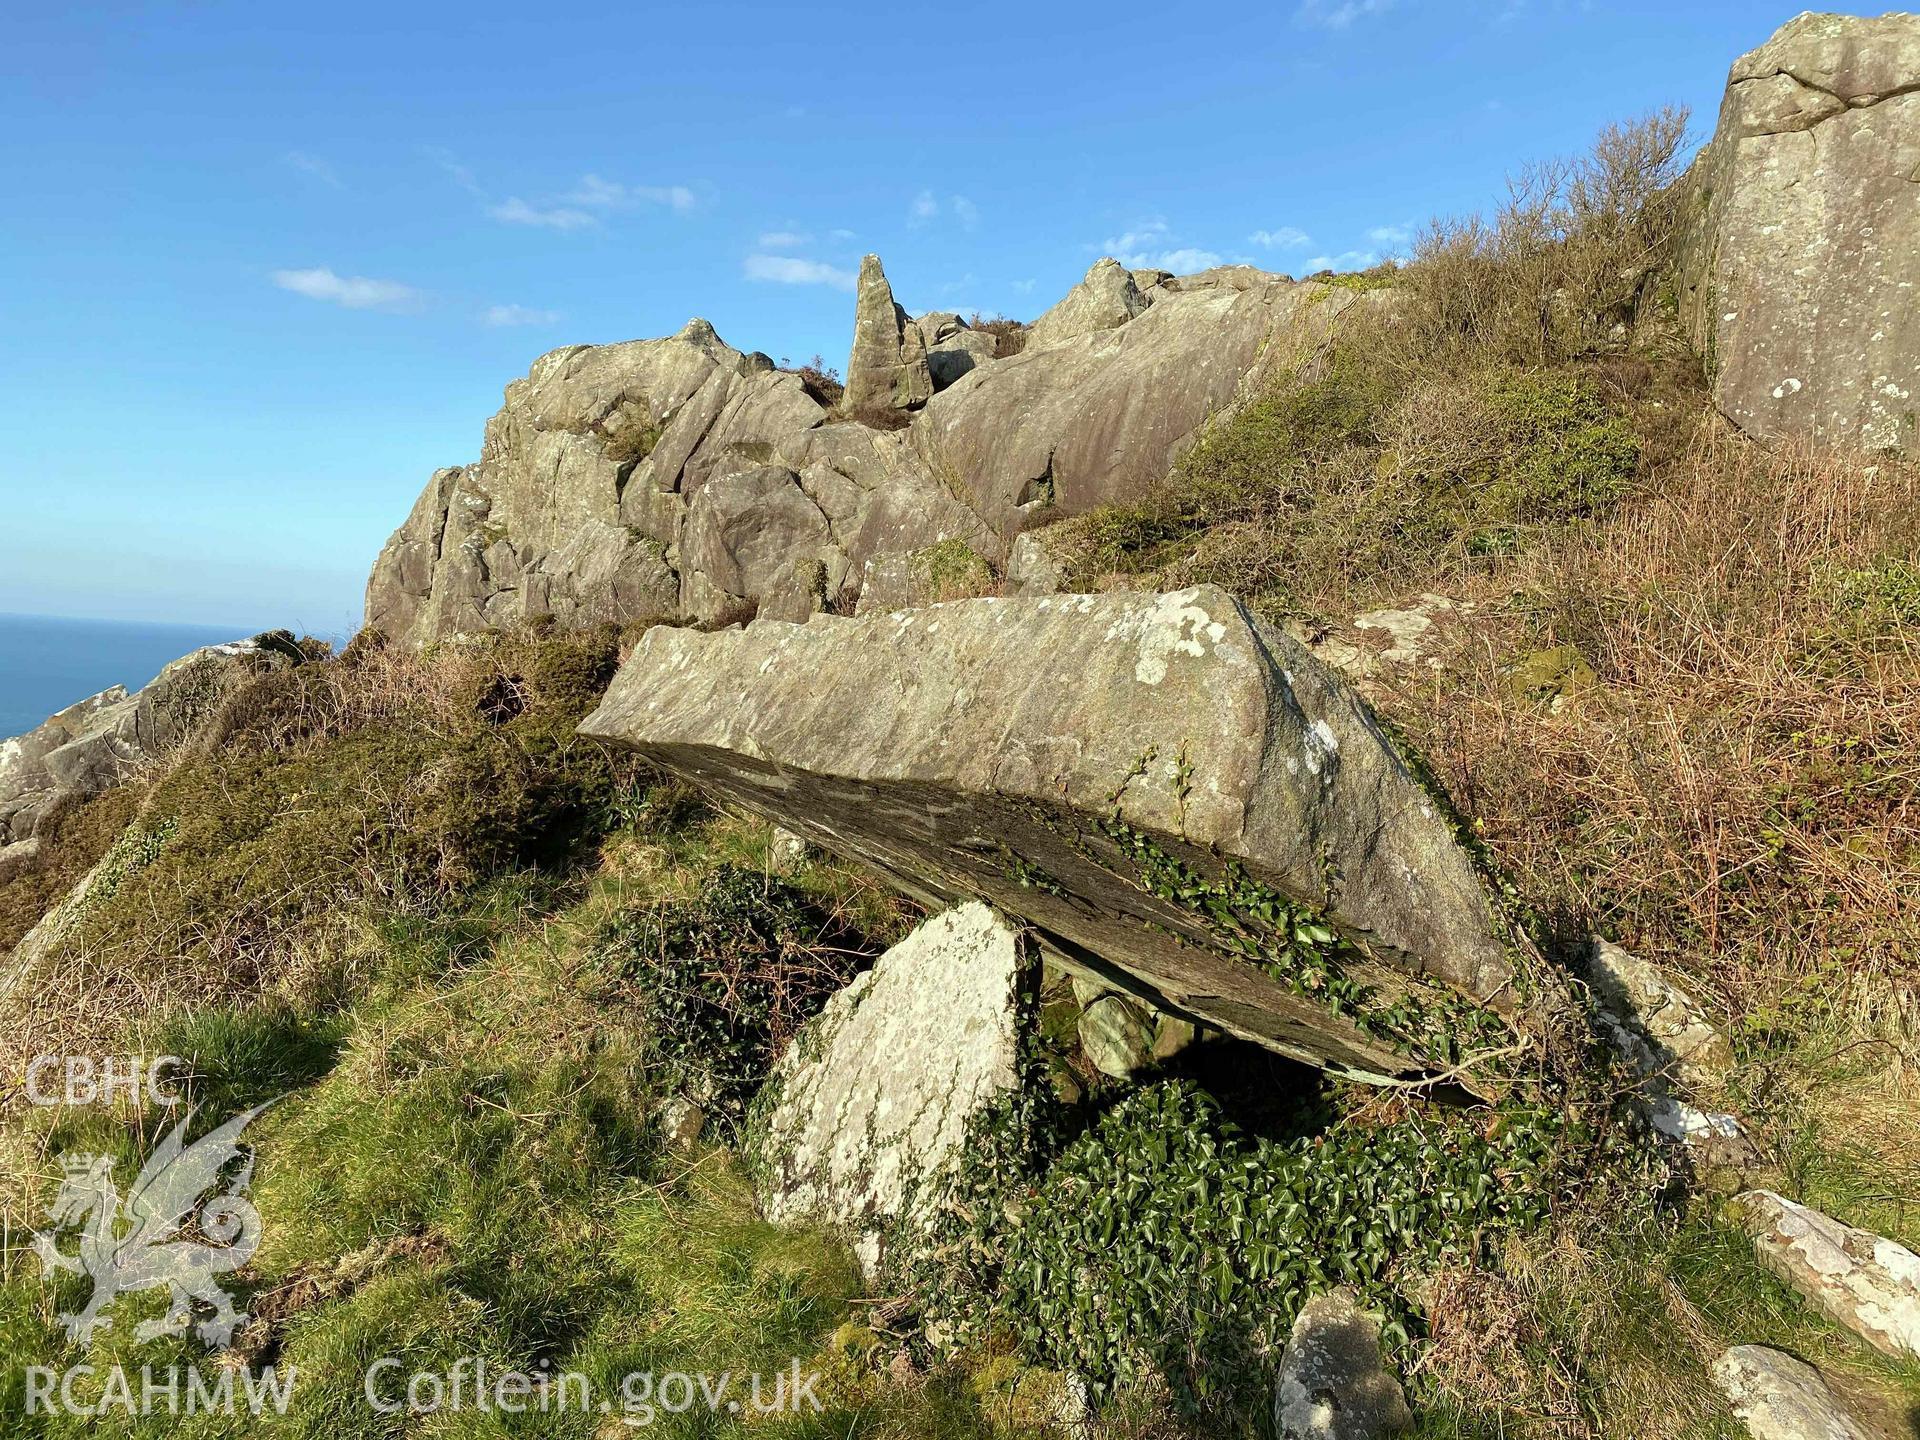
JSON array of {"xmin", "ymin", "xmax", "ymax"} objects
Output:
[{"xmin": 844, "ymin": 254, "xmax": 932, "ymax": 419}]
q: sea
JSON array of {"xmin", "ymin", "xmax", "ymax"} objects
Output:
[{"xmin": 0, "ymin": 613, "xmax": 260, "ymax": 740}]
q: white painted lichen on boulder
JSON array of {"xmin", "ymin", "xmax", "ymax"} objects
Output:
[
  {"xmin": 751, "ymin": 903, "xmax": 1029, "ymax": 1277},
  {"xmin": 1739, "ymin": 1190, "xmax": 1920, "ymax": 1360}
]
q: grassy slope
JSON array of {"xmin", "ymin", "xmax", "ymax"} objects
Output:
[{"xmin": 3, "ymin": 115, "xmax": 1918, "ymax": 1440}]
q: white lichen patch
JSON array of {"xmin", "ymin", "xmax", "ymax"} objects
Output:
[{"xmin": 1133, "ymin": 589, "xmax": 1230, "ymax": 685}]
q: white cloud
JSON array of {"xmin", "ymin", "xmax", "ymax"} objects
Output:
[
  {"xmin": 1294, "ymin": 0, "xmax": 1393, "ymax": 29},
  {"xmin": 1153, "ymin": 247, "xmax": 1224, "ymax": 272},
  {"xmin": 829, "ymin": 227, "xmax": 858, "ymax": 241},
  {"xmin": 284, "ymin": 151, "xmax": 343, "ymax": 189},
  {"xmin": 909, "ymin": 191, "xmax": 979, "ymax": 228},
  {"xmin": 566, "ymin": 174, "xmax": 698, "ymax": 213},
  {"xmin": 484, "ymin": 303, "xmax": 563, "ymax": 327},
  {"xmin": 271, "ymin": 267, "xmax": 420, "ymax": 312},
  {"xmin": 743, "ymin": 254, "xmax": 857, "ymax": 290},
  {"xmin": 1250, "ymin": 226, "xmax": 1311, "ymax": 249},
  {"xmin": 1367, "ymin": 222, "xmax": 1414, "ymax": 248},
  {"xmin": 1098, "ymin": 220, "xmax": 1221, "ymax": 274},
  {"xmin": 488, "ymin": 197, "xmax": 597, "ymax": 230},
  {"xmin": 757, "ymin": 230, "xmax": 811, "ymax": 248},
  {"xmin": 1011, "ymin": 278, "xmax": 1037, "ymax": 294}
]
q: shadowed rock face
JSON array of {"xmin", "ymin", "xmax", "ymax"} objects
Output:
[
  {"xmin": 1675, "ymin": 12, "xmax": 1920, "ymax": 448},
  {"xmin": 363, "ymin": 259, "xmax": 1369, "ymax": 646},
  {"xmin": 579, "ymin": 587, "xmax": 1520, "ymax": 1080}
]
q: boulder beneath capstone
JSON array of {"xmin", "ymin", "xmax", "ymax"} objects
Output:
[
  {"xmin": 1738, "ymin": 1191, "xmax": 1920, "ymax": 1360},
  {"xmin": 1675, "ymin": 12, "xmax": 1920, "ymax": 448},
  {"xmin": 580, "ymin": 587, "xmax": 1522, "ymax": 1081},
  {"xmin": 750, "ymin": 902, "xmax": 1029, "ymax": 1277}
]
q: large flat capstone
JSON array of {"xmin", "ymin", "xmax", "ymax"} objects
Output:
[{"xmin": 581, "ymin": 587, "xmax": 1521, "ymax": 1080}]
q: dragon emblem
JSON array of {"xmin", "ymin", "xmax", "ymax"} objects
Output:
[{"xmin": 31, "ymin": 1102, "xmax": 271, "ymax": 1348}]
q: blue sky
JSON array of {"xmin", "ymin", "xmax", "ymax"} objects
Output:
[{"xmin": 0, "ymin": 0, "xmax": 1787, "ymax": 637}]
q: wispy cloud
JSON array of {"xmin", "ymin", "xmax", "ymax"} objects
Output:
[
  {"xmin": 284, "ymin": 151, "xmax": 343, "ymax": 189},
  {"xmin": 1293, "ymin": 0, "xmax": 1393, "ymax": 29},
  {"xmin": 1367, "ymin": 222, "xmax": 1415, "ymax": 248},
  {"xmin": 1250, "ymin": 226, "xmax": 1311, "ymax": 249},
  {"xmin": 484, "ymin": 303, "xmax": 563, "ymax": 327},
  {"xmin": 1098, "ymin": 219, "xmax": 1222, "ymax": 274},
  {"xmin": 743, "ymin": 254, "xmax": 857, "ymax": 291},
  {"xmin": 757, "ymin": 229, "xmax": 811, "ymax": 248},
  {"xmin": 488, "ymin": 197, "xmax": 597, "ymax": 231},
  {"xmin": 909, "ymin": 191, "xmax": 980, "ymax": 229},
  {"xmin": 271, "ymin": 267, "xmax": 420, "ymax": 312},
  {"xmin": 566, "ymin": 175, "xmax": 697, "ymax": 213}
]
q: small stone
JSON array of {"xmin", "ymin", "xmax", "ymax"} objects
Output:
[
  {"xmin": 1738, "ymin": 1191, "xmax": 1920, "ymax": 1359},
  {"xmin": 1712, "ymin": 1345, "xmax": 1881, "ymax": 1440},
  {"xmin": 1273, "ymin": 1291, "xmax": 1413, "ymax": 1440}
]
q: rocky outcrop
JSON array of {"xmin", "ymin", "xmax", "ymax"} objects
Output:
[
  {"xmin": 844, "ymin": 254, "xmax": 932, "ymax": 418},
  {"xmin": 1024, "ymin": 257, "xmax": 1148, "ymax": 350},
  {"xmin": 751, "ymin": 903, "xmax": 1029, "ymax": 1276},
  {"xmin": 1583, "ymin": 937, "xmax": 1732, "ymax": 1092},
  {"xmin": 365, "ymin": 259, "xmax": 1365, "ymax": 646},
  {"xmin": 0, "ymin": 634, "xmax": 303, "ymax": 847},
  {"xmin": 1272, "ymin": 1291, "xmax": 1413, "ymax": 1440},
  {"xmin": 1738, "ymin": 1191, "xmax": 1920, "ymax": 1359},
  {"xmin": 1675, "ymin": 12, "xmax": 1920, "ymax": 449},
  {"xmin": 913, "ymin": 270, "xmax": 1360, "ymax": 544},
  {"xmin": 580, "ymin": 586, "xmax": 1525, "ymax": 1081},
  {"xmin": 1712, "ymin": 1346, "xmax": 1885, "ymax": 1440}
]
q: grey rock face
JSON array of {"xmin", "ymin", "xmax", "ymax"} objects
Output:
[
  {"xmin": 1675, "ymin": 12, "xmax": 1920, "ymax": 448},
  {"xmin": 0, "ymin": 636, "xmax": 301, "ymax": 845},
  {"xmin": 752, "ymin": 903, "xmax": 1029, "ymax": 1276},
  {"xmin": 579, "ymin": 587, "xmax": 1522, "ymax": 1080},
  {"xmin": 1739, "ymin": 1190, "xmax": 1920, "ymax": 1359},
  {"xmin": 365, "ymin": 260, "xmax": 1372, "ymax": 646},
  {"xmin": 1024, "ymin": 257, "xmax": 1149, "ymax": 350},
  {"xmin": 1272, "ymin": 1291, "xmax": 1413, "ymax": 1440},
  {"xmin": 844, "ymin": 254, "xmax": 933, "ymax": 418},
  {"xmin": 1712, "ymin": 1346, "xmax": 1882, "ymax": 1440},
  {"xmin": 1071, "ymin": 975, "xmax": 1196, "ymax": 1079},
  {"xmin": 916, "ymin": 279, "xmax": 1363, "ymax": 543}
]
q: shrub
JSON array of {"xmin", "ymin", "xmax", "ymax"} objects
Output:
[
  {"xmin": 968, "ymin": 313, "xmax": 1029, "ymax": 358},
  {"xmin": 592, "ymin": 865, "xmax": 881, "ymax": 1126},
  {"xmin": 781, "ymin": 353, "xmax": 845, "ymax": 408}
]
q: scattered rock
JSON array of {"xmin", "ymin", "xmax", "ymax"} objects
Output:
[
  {"xmin": 657, "ymin": 1096, "xmax": 707, "ymax": 1149},
  {"xmin": 751, "ymin": 903, "xmax": 1030, "ymax": 1277},
  {"xmin": 1509, "ymin": 645, "xmax": 1596, "ymax": 710},
  {"xmin": 845, "ymin": 254, "xmax": 933, "ymax": 418},
  {"xmin": 926, "ymin": 326, "xmax": 997, "ymax": 390},
  {"xmin": 767, "ymin": 827, "xmax": 811, "ymax": 874},
  {"xmin": 1272, "ymin": 1290, "xmax": 1413, "ymax": 1440},
  {"xmin": 1675, "ymin": 12, "xmax": 1920, "ymax": 448},
  {"xmin": 581, "ymin": 586, "xmax": 1529, "ymax": 1081},
  {"xmin": 1738, "ymin": 1191, "xmax": 1920, "ymax": 1359},
  {"xmin": 1583, "ymin": 937, "xmax": 1732, "ymax": 1091},
  {"xmin": 1351, "ymin": 595, "xmax": 1467, "ymax": 668},
  {"xmin": 1712, "ymin": 1345, "xmax": 1885, "ymax": 1440},
  {"xmin": 1071, "ymin": 975, "xmax": 1196, "ymax": 1079},
  {"xmin": 1004, "ymin": 530, "xmax": 1068, "ymax": 597},
  {"xmin": 1024, "ymin": 257, "xmax": 1149, "ymax": 350}
]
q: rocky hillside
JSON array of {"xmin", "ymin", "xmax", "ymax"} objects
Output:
[{"xmin": 3, "ymin": 12, "xmax": 1919, "ymax": 1440}]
